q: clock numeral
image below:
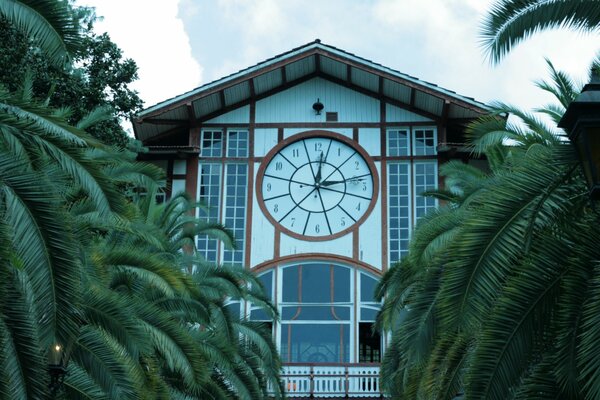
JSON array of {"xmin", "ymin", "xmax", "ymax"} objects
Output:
[
  {"xmin": 355, "ymin": 160, "xmax": 360, "ymax": 170},
  {"xmin": 362, "ymin": 182, "xmax": 367, "ymax": 191},
  {"xmin": 315, "ymin": 224, "xmax": 320, "ymax": 233},
  {"xmin": 356, "ymin": 203, "xmax": 361, "ymax": 211},
  {"xmin": 292, "ymin": 149, "xmax": 299, "ymax": 157},
  {"xmin": 340, "ymin": 216, "xmax": 346, "ymax": 227},
  {"xmin": 315, "ymin": 142, "xmax": 322, "ymax": 152},
  {"xmin": 275, "ymin": 161, "xmax": 283, "ymax": 171},
  {"xmin": 266, "ymin": 183, "xmax": 272, "ymax": 192},
  {"xmin": 337, "ymin": 147, "xmax": 341, "ymax": 156},
  {"xmin": 291, "ymin": 217, "xmax": 296, "ymax": 227},
  {"xmin": 274, "ymin": 204, "xmax": 278, "ymax": 213}
]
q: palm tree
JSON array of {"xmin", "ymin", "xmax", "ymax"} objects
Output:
[
  {"xmin": 377, "ymin": 62, "xmax": 600, "ymax": 399},
  {"xmin": 481, "ymin": 0, "xmax": 600, "ymax": 64}
]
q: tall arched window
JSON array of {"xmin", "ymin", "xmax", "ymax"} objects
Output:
[{"xmin": 250, "ymin": 261, "xmax": 383, "ymax": 364}]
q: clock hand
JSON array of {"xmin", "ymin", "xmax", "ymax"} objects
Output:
[
  {"xmin": 321, "ymin": 177, "xmax": 366, "ymax": 187},
  {"xmin": 315, "ymin": 151, "xmax": 324, "ymax": 184}
]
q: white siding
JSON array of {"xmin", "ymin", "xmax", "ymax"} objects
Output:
[
  {"xmin": 172, "ymin": 179, "xmax": 186, "ymax": 196},
  {"xmin": 386, "ymin": 104, "xmax": 433, "ymax": 122},
  {"xmin": 279, "ymin": 231, "xmax": 353, "ymax": 259},
  {"xmin": 359, "ymin": 128, "xmax": 380, "ymax": 157},
  {"xmin": 256, "ymin": 78, "xmax": 380, "ymax": 123},
  {"xmin": 254, "ymin": 128, "xmax": 278, "ymax": 157},
  {"xmin": 284, "ymin": 128, "xmax": 352, "ymax": 140},
  {"xmin": 358, "ymin": 162, "xmax": 382, "ymax": 269},
  {"xmin": 205, "ymin": 105, "xmax": 250, "ymax": 124},
  {"xmin": 173, "ymin": 159, "xmax": 186, "ymax": 175},
  {"xmin": 250, "ymin": 162, "xmax": 275, "ymax": 267}
]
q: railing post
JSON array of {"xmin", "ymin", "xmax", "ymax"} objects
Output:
[
  {"xmin": 309, "ymin": 364, "xmax": 314, "ymax": 396},
  {"xmin": 345, "ymin": 365, "xmax": 349, "ymax": 397}
]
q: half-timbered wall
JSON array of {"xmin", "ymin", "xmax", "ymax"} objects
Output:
[{"xmin": 149, "ymin": 76, "xmax": 443, "ymax": 364}]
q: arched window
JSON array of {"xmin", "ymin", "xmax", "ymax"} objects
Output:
[{"xmin": 250, "ymin": 261, "xmax": 382, "ymax": 364}]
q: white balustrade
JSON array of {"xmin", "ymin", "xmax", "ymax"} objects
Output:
[{"xmin": 274, "ymin": 364, "xmax": 382, "ymax": 398}]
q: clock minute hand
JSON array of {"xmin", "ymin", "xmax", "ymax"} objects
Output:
[{"xmin": 321, "ymin": 177, "xmax": 365, "ymax": 187}]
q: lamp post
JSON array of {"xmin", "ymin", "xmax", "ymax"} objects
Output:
[
  {"xmin": 48, "ymin": 342, "xmax": 69, "ymax": 398},
  {"xmin": 558, "ymin": 70, "xmax": 600, "ymax": 199}
]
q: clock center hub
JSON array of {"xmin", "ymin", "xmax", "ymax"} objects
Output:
[{"xmin": 289, "ymin": 162, "xmax": 345, "ymax": 212}]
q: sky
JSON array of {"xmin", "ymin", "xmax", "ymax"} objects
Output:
[{"xmin": 76, "ymin": 0, "xmax": 599, "ymax": 128}]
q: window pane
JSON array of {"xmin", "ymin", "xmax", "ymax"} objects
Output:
[
  {"xmin": 360, "ymin": 274, "xmax": 378, "ymax": 303},
  {"xmin": 197, "ymin": 163, "xmax": 221, "ymax": 263},
  {"xmin": 227, "ymin": 130, "xmax": 249, "ymax": 157},
  {"xmin": 258, "ymin": 271, "xmax": 273, "ymax": 300},
  {"xmin": 414, "ymin": 161, "xmax": 438, "ymax": 221},
  {"xmin": 388, "ymin": 162, "xmax": 411, "ymax": 262},
  {"xmin": 281, "ymin": 264, "xmax": 351, "ymax": 304},
  {"xmin": 413, "ymin": 128, "xmax": 436, "ymax": 156},
  {"xmin": 222, "ymin": 163, "xmax": 247, "ymax": 265},
  {"xmin": 282, "ymin": 306, "xmax": 351, "ymax": 321},
  {"xmin": 280, "ymin": 324, "xmax": 350, "ymax": 363},
  {"xmin": 387, "ymin": 129, "xmax": 409, "ymax": 156},
  {"xmin": 250, "ymin": 308, "xmax": 271, "ymax": 321},
  {"xmin": 201, "ymin": 130, "xmax": 223, "ymax": 157},
  {"xmin": 360, "ymin": 307, "xmax": 379, "ymax": 321}
]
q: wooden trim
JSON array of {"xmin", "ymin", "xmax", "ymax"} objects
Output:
[
  {"xmin": 314, "ymin": 48, "xmax": 487, "ymax": 113},
  {"xmin": 380, "ymin": 101, "xmax": 388, "ymax": 272},
  {"xmin": 186, "ymin": 103, "xmax": 197, "ymax": 127},
  {"xmin": 142, "ymin": 52, "xmax": 322, "ymax": 119},
  {"xmin": 322, "ymin": 73, "xmax": 442, "ymax": 122},
  {"xmin": 196, "ymin": 72, "xmax": 318, "ymax": 125},
  {"xmin": 252, "ymin": 253, "xmax": 382, "ymax": 277},
  {"xmin": 185, "ymin": 154, "xmax": 199, "ymax": 209},
  {"xmin": 139, "ymin": 47, "xmax": 488, "ymax": 122},
  {"xmin": 244, "ymin": 102, "xmax": 256, "ymax": 268},
  {"xmin": 274, "ymin": 228, "xmax": 281, "ymax": 259},
  {"xmin": 277, "ymin": 127, "xmax": 284, "ymax": 142},
  {"xmin": 353, "ymin": 230, "xmax": 359, "ymax": 261},
  {"xmin": 255, "ymin": 130, "xmax": 380, "ymax": 242},
  {"xmin": 200, "ymin": 120, "xmax": 438, "ymax": 129},
  {"xmin": 352, "ymin": 127, "xmax": 359, "ymax": 142}
]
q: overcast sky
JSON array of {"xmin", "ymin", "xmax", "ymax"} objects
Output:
[{"xmin": 76, "ymin": 0, "xmax": 598, "ymax": 126}]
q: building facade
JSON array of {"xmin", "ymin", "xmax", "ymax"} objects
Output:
[{"xmin": 133, "ymin": 40, "xmax": 490, "ymax": 398}]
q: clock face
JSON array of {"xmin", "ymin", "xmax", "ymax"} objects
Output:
[{"xmin": 258, "ymin": 132, "xmax": 377, "ymax": 240}]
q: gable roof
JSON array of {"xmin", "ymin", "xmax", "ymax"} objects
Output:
[{"xmin": 133, "ymin": 39, "xmax": 491, "ymax": 143}]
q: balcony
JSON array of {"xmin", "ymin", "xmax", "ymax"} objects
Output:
[{"xmin": 279, "ymin": 363, "xmax": 382, "ymax": 398}]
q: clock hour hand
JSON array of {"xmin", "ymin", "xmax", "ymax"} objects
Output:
[{"xmin": 315, "ymin": 151, "xmax": 324, "ymax": 184}]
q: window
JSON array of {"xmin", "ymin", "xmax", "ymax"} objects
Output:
[
  {"xmin": 196, "ymin": 128, "xmax": 249, "ymax": 266},
  {"xmin": 250, "ymin": 271, "xmax": 274, "ymax": 321},
  {"xmin": 197, "ymin": 164, "xmax": 221, "ymax": 263},
  {"xmin": 387, "ymin": 129, "xmax": 410, "ymax": 156},
  {"xmin": 414, "ymin": 161, "xmax": 438, "ymax": 221},
  {"xmin": 200, "ymin": 130, "xmax": 223, "ymax": 157},
  {"xmin": 222, "ymin": 164, "xmax": 248, "ymax": 265},
  {"xmin": 388, "ymin": 162, "xmax": 411, "ymax": 262},
  {"xmin": 227, "ymin": 130, "xmax": 249, "ymax": 158},
  {"xmin": 413, "ymin": 128, "xmax": 436, "ymax": 156},
  {"xmin": 280, "ymin": 263, "xmax": 351, "ymax": 363}
]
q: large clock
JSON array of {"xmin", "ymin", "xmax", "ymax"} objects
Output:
[{"xmin": 257, "ymin": 131, "xmax": 378, "ymax": 240}]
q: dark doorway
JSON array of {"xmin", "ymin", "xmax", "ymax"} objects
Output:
[{"xmin": 358, "ymin": 323, "xmax": 381, "ymax": 363}]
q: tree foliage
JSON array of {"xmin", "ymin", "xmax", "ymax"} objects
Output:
[
  {"xmin": 0, "ymin": 3, "xmax": 142, "ymax": 147},
  {"xmin": 0, "ymin": 2, "xmax": 283, "ymax": 398},
  {"xmin": 481, "ymin": 0, "xmax": 600, "ymax": 64},
  {"xmin": 377, "ymin": 62, "xmax": 600, "ymax": 399}
]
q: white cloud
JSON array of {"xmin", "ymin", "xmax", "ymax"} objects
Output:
[{"xmin": 76, "ymin": 0, "xmax": 202, "ymax": 108}]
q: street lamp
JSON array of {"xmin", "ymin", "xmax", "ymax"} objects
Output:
[
  {"xmin": 558, "ymin": 70, "xmax": 600, "ymax": 200},
  {"xmin": 48, "ymin": 343, "xmax": 69, "ymax": 397}
]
